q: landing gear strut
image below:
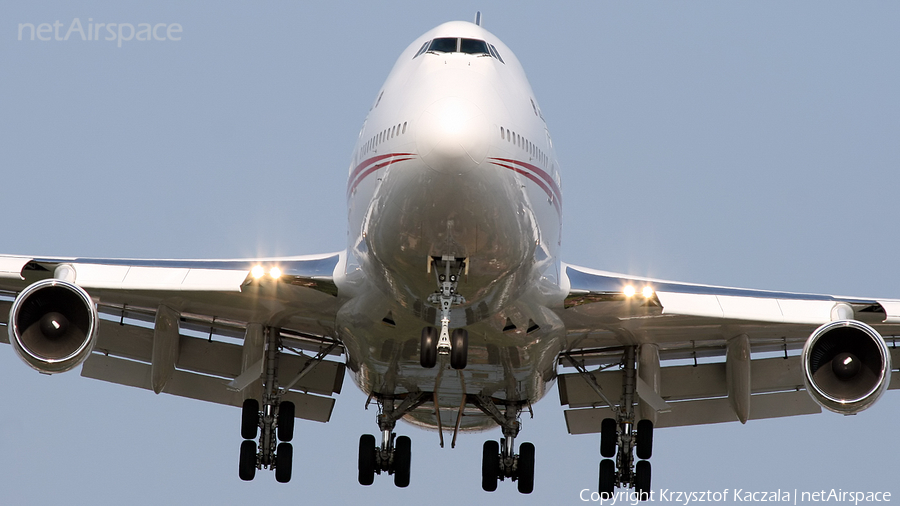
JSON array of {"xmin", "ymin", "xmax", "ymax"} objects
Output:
[
  {"xmin": 358, "ymin": 392, "xmax": 428, "ymax": 488},
  {"xmin": 237, "ymin": 327, "xmax": 295, "ymax": 482},
  {"xmin": 235, "ymin": 326, "xmax": 336, "ymax": 483},
  {"xmin": 472, "ymin": 395, "xmax": 536, "ymax": 494},
  {"xmin": 597, "ymin": 346, "xmax": 654, "ymax": 500},
  {"xmin": 421, "ymin": 256, "xmax": 468, "ymax": 369}
]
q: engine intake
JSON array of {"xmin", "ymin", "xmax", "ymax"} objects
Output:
[
  {"xmin": 8, "ymin": 279, "xmax": 98, "ymax": 374},
  {"xmin": 801, "ymin": 319, "xmax": 891, "ymax": 415}
]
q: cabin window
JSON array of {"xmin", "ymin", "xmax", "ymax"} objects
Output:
[{"xmin": 402, "ymin": 122, "xmax": 407, "ymax": 134}]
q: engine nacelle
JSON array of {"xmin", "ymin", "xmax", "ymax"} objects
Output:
[
  {"xmin": 8, "ymin": 279, "xmax": 98, "ymax": 374},
  {"xmin": 801, "ymin": 319, "xmax": 891, "ymax": 415}
]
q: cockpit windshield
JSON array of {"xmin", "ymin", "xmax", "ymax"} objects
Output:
[
  {"xmin": 459, "ymin": 38, "xmax": 489, "ymax": 55},
  {"xmin": 414, "ymin": 37, "xmax": 504, "ymax": 63},
  {"xmin": 428, "ymin": 38, "xmax": 458, "ymax": 53}
]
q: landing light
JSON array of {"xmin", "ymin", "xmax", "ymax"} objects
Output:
[
  {"xmin": 251, "ymin": 265, "xmax": 265, "ymax": 279},
  {"xmin": 623, "ymin": 285, "xmax": 636, "ymax": 298},
  {"xmin": 270, "ymin": 267, "xmax": 282, "ymax": 279},
  {"xmin": 642, "ymin": 286, "xmax": 654, "ymax": 299}
]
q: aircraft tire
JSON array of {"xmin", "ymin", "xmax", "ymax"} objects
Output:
[
  {"xmin": 239, "ymin": 440, "xmax": 257, "ymax": 481},
  {"xmin": 481, "ymin": 440, "xmax": 500, "ymax": 492},
  {"xmin": 420, "ymin": 327, "xmax": 438, "ymax": 368},
  {"xmin": 450, "ymin": 328, "xmax": 468, "ymax": 369},
  {"xmin": 636, "ymin": 419, "xmax": 653, "ymax": 460},
  {"xmin": 516, "ymin": 442, "xmax": 535, "ymax": 494},
  {"xmin": 599, "ymin": 459, "xmax": 615, "ymax": 498},
  {"xmin": 275, "ymin": 443, "xmax": 293, "ymax": 483},
  {"xmin": 600, "ymin": 418, "xmax": 617, "ymax": 458},
  {"xmin": 393, "ymin": 436, "xmax": 412, "ymax": 488},
  {"xmin": 635, "ymin": 460, "xmax": 651, "ymax": 498},
  {"xmin": 277, "ymin": 401, "xmax": 295, "ymax": 442},
  {"xmin": 358, "ymin": 434, "xmax": 377, "ymax": 486},
  {"xmin": 241, "ymin": 399, "xmax": 259, "ymax": 440}
]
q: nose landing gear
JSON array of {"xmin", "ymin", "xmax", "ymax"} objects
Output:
[{"xmin": 421, "ymin": 256, "xmax": 468, "ymax": 369}]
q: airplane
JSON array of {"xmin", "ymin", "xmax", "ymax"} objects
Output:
[{"xmin": 1, "ymin": 14, "xmax": 898, "ymax": 498}]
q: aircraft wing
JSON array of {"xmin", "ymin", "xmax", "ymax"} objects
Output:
[
  {"xmin": 0, "ymin": 253, "xmax": 346, "ymax": 423},
  {"xmin": 556, "ymin": 262, "xmax": 900, "ymax": 434}
]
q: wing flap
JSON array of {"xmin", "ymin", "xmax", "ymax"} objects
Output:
[
  {"xmin": 560, "ymin": 349, "xmax": 900, "ymax": 433},
  {"xmin": 563, "ymin": 390, "xmax": 822, "ymax": 434},
  {"xmin": 95, "ymin": 320, "xmax": 344, "ymax": 396},
  {"xmin": 559, "ymin": 356, "xmax": 807, "ymax": 410},
  {"xmin": 81, "ymin": 354, "xmax": 336, "ymax": 423}
]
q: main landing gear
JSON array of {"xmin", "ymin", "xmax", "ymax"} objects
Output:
[
  {"xmin": 421, "ymin": 256, "xmax": 468, "ymax": 369},
  {"xmin": 238, "ymin": 326, "xmax": 295, "ymax": 482},
  {"xmin": 596, "ymin": 347, "xmax": 654, "ymax": 500},
  {"xmin": 236, "ymin": 325, "xmax": 337, "ymax": 483},
  {"xmin": 239, "ymin": 398, "xmax": 295, "ymax": 483},
  {"xmin": 472, "ymin": 395, "xmax": 536, "ymax": 494},
  {"xmin": 358, "ymin": 393, "xmax": 429, "ymax": 488}
]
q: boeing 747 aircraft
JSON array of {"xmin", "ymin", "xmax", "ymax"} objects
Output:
[{"xmin": 2, "ymin": 16, "xmax": 897, "ymax": 497}]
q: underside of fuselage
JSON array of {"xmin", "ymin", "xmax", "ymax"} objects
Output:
[{"xmin": 337, "ymin": 283, "xmax": 566, "ymax": 432}]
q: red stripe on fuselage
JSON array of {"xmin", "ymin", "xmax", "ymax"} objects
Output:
[
  {"xmin": 349, "ymin": 153, "xmax": 414, "ymax": 184},
  {"xmin": 489, "ymin": 160, "xmax": 561, "ymax": 214},
  {"xmin": 347, "ymin": 155, "xmax": 414, "ymax": 197},
  {"xmin": 488, "ymin": 157, "xmax": 561, "ymax": 205}
]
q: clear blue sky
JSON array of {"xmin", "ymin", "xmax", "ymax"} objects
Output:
[{"xmin": 1, "ymin": 2, "xmax": 898, "ymax": 504}]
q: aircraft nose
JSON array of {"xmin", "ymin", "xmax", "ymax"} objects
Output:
[{"xmin": 416, "ymin": 97, "xmax": 490, "ymax": 174}]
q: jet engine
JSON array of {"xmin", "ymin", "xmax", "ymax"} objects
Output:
[
  {"xmin": 801, "ymin": 319, "xmax": 891, "ymax": 415},
  {"xmin": 8, "ymin": 279, "xmax": 98, "ymax": 374}
]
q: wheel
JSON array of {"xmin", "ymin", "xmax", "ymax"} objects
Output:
[
  {"xmin": 420, "ymin": 327, "xmax": 438, "ymax": 368},
  {"xmin": 481, "ymin": 440, "xmax": 500, "ymax": 492},
  {"xmin": 636, "ymin": 419, "xmax": 653, "ymax": 460},
  {"xmin": 241, "ymin": 399, "xmax": 259, "ymax": 440},
  {"xmin": 598, "ymin": 459, "xmax": 615, "ymax": 498},
  {"xmin": 275, "ymin": 442, "xmax": 293, "ymax": 483},
  {"xmin": 277, "ymin": 401, "xmax": 295, "ymax": 442},
  {"xmin": 358, "ymin": 434, "xmax": 377, "ymax": 486},
  {"xmin": 393, "ymin": 435, "xmax": 411, "ymax": 488},
  {"xmin": 450, "ymin": 328, "xmax": 468, "ymax": 369},
  {"xmin": 600, "ymin": 418, "xmax": 617, "ymax": 458},
  {"xmin": 516, "ymin": 442, "xmax": 535, "ymax": 494},
  {"xmin": 635, "ymin": 460, "xmax": 651, "ymax": 499},
  {"xmin": 238, "ymin": 440, "xmax": 257, "ymax": 481}
]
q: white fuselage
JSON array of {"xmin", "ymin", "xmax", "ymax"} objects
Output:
[{"xmin": 337, "ymin": 21, "xmax": 567, "ymax": 431}]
